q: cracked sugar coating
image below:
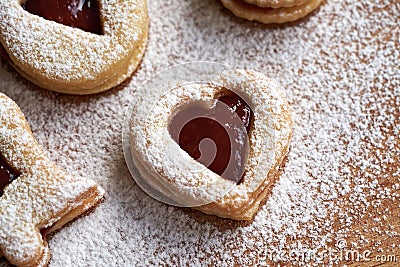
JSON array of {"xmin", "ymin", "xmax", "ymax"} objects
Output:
[
  {"xmin": 0, "ymin": 0, "xmax": 148, "ymax": 94},
  {"xmin": 0, "ymin": 0, "xmax": 399, "ymax": 265}
]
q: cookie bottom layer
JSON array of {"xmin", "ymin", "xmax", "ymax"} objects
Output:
[
  {"xmin": 36, "ymin": 186, "xmax": 104, "ymax": 267},
  {"xmin": 242, "ymin": 0, "xmax": 308, "ymax": 9},
  {"xmin": 5, "ymin": 33, "xmax": 148, "ymax": 95},
  {"xmin": 221, "ymin": 0, "xmax": 323, "ymax": 24},
  {"xmin": 196, "ymin": 132, "xmax": 291, "ymax": 220}
]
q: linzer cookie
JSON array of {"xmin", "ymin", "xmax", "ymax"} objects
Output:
[
  {"xmin": 129, "ymin": 69, "xmax": 292, "ymax": 220},
  {"xmin": 0, "ymin": 0, "xmax": 148, "ymax": 95},
  {"xmin": 0, "ymin": 93, "xmax": 104, "ymax": 266},
  {"xmin": 221, "ymin": 0, "xmax": 323, "ymax": 24}
]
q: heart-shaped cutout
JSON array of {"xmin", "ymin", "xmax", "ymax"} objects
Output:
[
  {"xmin": 0, "ymin": 0, "xmax": 148, "ymax": 94},
  {"xmin": 23, "ymin": 0, "xmax": 103, "ymax": 35},
  {"xmin": 169, "ymin": 90, "xmax": 253, "ymax": 184},
  {"xmin": 129, "ymin": 69, "xmax": 292, "ymax": 220}
]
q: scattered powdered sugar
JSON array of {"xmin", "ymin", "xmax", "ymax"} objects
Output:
[{"xmin": 0, "ymin": 0, "xmax": 398, "ymax": 266}]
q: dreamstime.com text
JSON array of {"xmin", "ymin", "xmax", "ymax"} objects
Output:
[{"xmin": 264, "ymin": 247, "xmax": 398, "ymax": 264}]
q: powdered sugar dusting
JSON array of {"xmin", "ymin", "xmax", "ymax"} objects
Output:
[
  {"xmin": 128, "ymin": 70, "xmax": 291, "ymax": 213},
  {"xmin": 0, "ymin": 94, "xmax": 104, "ymax": 266},
  {"xmin": 0, "ymin": 0, "xmax": 398, "ymax": 265}
]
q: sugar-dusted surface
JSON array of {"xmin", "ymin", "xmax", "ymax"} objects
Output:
[{"xmin": 0, "ymin": 0, "xmax": 399, "ymax": 266}]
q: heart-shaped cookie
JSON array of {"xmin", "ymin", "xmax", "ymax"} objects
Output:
[
  {"xmin": 0, "ymin": 93, "xmax": 104, "ymax": 266},
  {"xmin": 0, "ymin": 0, "xmax": 148, "ymax": 95},
  {"xmin": 129, "ymin": 69, "xmax": 292, "ymax": 220}
]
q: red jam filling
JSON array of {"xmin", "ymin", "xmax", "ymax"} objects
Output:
[
  {"xmin": 23, "ymin": 0, "xmax": 102, "ymax": 35},
  {"xmin": 169, "ymin": 91, "xmax": 253, "ymax": 183},
  {"xmin": 0, "ymin": 155, "xmax": 20, "ymax": 197},
  {"xmin": 0, "ymin": 44, "xmax": 11, "ymax": 63}
]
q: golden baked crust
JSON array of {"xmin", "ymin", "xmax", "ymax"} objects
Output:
[
  {"xmin": 242, "ymin": 0, "xmax": 308, "ymax": 8},
  {"xmin": 129, "ymin": 69, "xmax": 292, "ymax": 220},
  {"xmin": 0, "ymin": 93, "xmax": 104, "ymax": 266},
  {"xmin": 221, "ymin": 0, "xmax": 323, "ymax": 24},
  {"xmin": 0, "ymin": 0, "xmax": 148, "ymax": 95}
]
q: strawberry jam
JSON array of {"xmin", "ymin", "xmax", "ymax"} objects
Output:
[
  {"xmin": 0, "ymin": 154, "xmax": 20, "ymax": 197},
  {"xmin": 23, "ymin": 0, "xmax": 102, "ymax": 34},
  {"xmin": 169, "ymin": 91, "xmax": 253, "ymax": 183}
]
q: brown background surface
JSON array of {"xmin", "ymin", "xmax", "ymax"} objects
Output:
[{"xmin": 0, "ymin": 0, "xmax": 398, "ymax": 266}]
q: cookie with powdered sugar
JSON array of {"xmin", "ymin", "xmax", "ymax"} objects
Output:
[
  {"xmin": 129, "ymin": 69, "xmax": 292, "ymax": 220},
  {"xmin": 0, "ymin": 93, "xmax": 104, "ymax": 266},
  {"xmin": 0, "ymin": 0, "xmax": 148, "ymax": 95}
]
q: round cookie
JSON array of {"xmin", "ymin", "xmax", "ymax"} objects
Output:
[
  {"xmin": 221, "ymin": 0, "xmax": 323, "ymax": 24},
  {"xmin": 0, "ymin": 0, "xmax": 148, "ymax": 95}
]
